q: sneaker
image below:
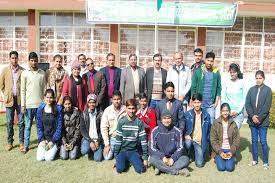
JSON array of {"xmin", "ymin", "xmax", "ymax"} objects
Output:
[
  {"xmin": 19, "ymin": 144, "xmax": 24, "ymax": 152},
  {"xmin": 178, "ymin": 168, "xmax": 190, "ymax": 177},
  {"xmin": 154, "ymin": 168, "xmax": 160, "ymax": 176},
  {"xmin": 249, "ymin": 161, "xmax": 258, "ymax": 166},
  {"xmin": 22, "ymin": 147, "xmax": 29, "ymax": 154},
  {"xmin": 5, "ymin": 144, "xmax": 13, "ymax": 151},
  {"xmin": 263, "ymin": 164, "xmax": 269, "ymax": 170}
]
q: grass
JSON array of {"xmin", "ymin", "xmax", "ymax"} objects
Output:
[{"xmin": 0, "ymin": 114, "xmax": 274, "ymax": 183}]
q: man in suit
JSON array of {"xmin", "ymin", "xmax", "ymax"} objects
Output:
[
  {"xmin": 120, "ymin": 53, "xmax": 145, "ymax": 104},
  {"xmin": 145, "ymin": 53, "xmax": 167, "ymax": 109},
  {"xmin": 0, "ymin": 51, "xmax": 24, "ymax": 152}
]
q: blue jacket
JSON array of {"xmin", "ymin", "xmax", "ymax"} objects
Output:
[
  {"xmin": 184, "ymin": 108, "xmax": 211, "ymax": 155},
  {"xmin": 36, "ymin": 103, "xmax": 63, "ymax": 143},
  {"xmin": 149, "ymin": 122, "xmax": 184, "ymax": 162}
]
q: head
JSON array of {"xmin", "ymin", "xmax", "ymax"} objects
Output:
[
  {"xmin": 194, "ymin": 48, "xmax": 203, "ymax": 63},
  {"xmin": 173, "ymin": 52, "xmax": 183, "ymax": 66},
  {"xmin": 62, "ymin": 96, "xmax": 73, "ymax": 112},
  {"xmin": 161, "ymin": 109, "xmax": 173, "ymax": 127},
  {"xmin": 139, "ymin": 93, "xmax": 148, "ymax": 110},
  {"xmin": 192, "ymin": 94, "xmax": 202, "ymax": 112},
  {"xmin": 164, "ymin": 82, "xmax": 175, "ymax": 100},
  {"xmin": 87, "ymin": 94, "xmax": 97, "ymax": 111},
  {"xmin": 86, "ymin": 58, "xmax": 94, "ymax": 71},
  {"xmin": 204, "ymin": 52, "xmax": 215, "ymax": 70},
  {"xmin": 221, "ymin": 103, "xmax": 231, "ymax": 120},
  {"xmin": 229, "ymin": 63, "xmax": 243, "ymax": 80},
  {"xmin": 128, "ymin": 54, "xmax": 137, "ymax": 68},
  {"xmin": 255, "ymin": 70, "xmax": 265, "ymax": 86},
  {"xmin": 126, "ymin": 99, "xmax": 137, "ymax": 118},
  {"xmin": 28, "ymin": 52, "xmax": 38, "ymax": 69},
  {"xmin": 106, "ymin": 53, "xmax": 115, "ymax": 67},
  {"xmin": 153, "ymin": 53, "xmax": 162, "ymax": 69},
  {"xmin": 71, "ymin": 60, "xmax": 81, "ymax": 77},
  {"xmin": 53, "ymin": 54, "xmax": 63, "ymax": 69},
  {"xmin": 9, "ymin": 51, "xmax": 19, "ymax": 67},
  {"xmin": 44, "ymin": 89, "xmax": 55, "ymax": 105},
  {"xmin": 112, "ymin": 90, "xmax": 122, "ymax": 109},
  {"xmin": 78, "ymin": 54, "xmax": 86, "ymax": 66}
]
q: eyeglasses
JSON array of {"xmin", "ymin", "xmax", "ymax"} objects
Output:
[{"xmin": 87, "ymin": 63, "xmax": 94, "ymax": 66}]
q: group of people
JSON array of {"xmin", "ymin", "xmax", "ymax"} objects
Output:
[{"xmin": 0, "ymin": 49, "xmax": 272, "ymax": 175}]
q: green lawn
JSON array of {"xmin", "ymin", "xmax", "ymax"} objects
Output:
[{"xmin": 0, "ymin": 114, "xmax": 274, "ymax": 183}]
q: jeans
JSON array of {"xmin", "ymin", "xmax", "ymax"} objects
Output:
[
  {"xmin": 184, "ymin": 140, "xmax": 204, "ymax": 167},
  {"xmin": 205, "ymin": 105, "xmax": 216, "ymax": 124},
  {"xmin": 24, "ymin": 108, "xmax": 37, "ymax": 148},
  {"xmin": 232, "ymin": 113, "xmax": 244, "ymax": 129},
  {"xmin": 150, "ymin": 155, "xmax": 189, "ymax": 175},
  {"xmin": 149, "ymin": 99, "xmax": 159, "ymax": 109},
  {"xmin": 60, "ymin": 145, "xmax": 79, "ymax": 160},
  {"xmin": 116, "ymin": 150, "xmax": 145, "ymax": 174},
  {"xmin": 215, "ymin": 149, "xmax": 235, "ymax": 172},
  {"xmin": 104, "ymin": 137, "xmax": 116, "ymax": 160},
  {"xmin": 250, "ymin": 126, "xmax": 269, "ymax": 164},
  {"xmin": 81, "ymin": 138, "xmax": 103, "ymax": 162},
  {"xmin": 6, "ymin": 97, "xmax": 24, "ymax": 144},
  {"xmin": 36, "ymin": 142, "xmax": 58, "ymax": 161}
]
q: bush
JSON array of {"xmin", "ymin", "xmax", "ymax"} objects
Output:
[{"xmin": 270, "ymin": 92, "xmax": 275, "ymax": 128}]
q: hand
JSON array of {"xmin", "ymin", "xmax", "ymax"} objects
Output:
[
  {"xmin": 143, "ymin": 160, "xmax": 148, "ymax": 167},
  {"xmin": 189, "ymin": 100, "xmax": 193, "ymax": 108},
  {"xmin": 103, "ymin": 145, "xmax": 111, "ymax": 157},
  {"xmin": 231, "ymin": 111, "xmax": 238, "ymax": 117},
  {"xmin": 185, "ymin": 135, "xmax": 192, "ymax": 140},
  {"xmin": 21, "ymin": 106, "xmax": 26, "ymax": 113},
  {"xmin": 252, "ymin": 115, "xmax": 260, "ymax": 124},
  {"xmin": 220, "ymin": 152, "xmax": 227, "ymax": 159},
  {"xmin": 226, "ymin": 152, "xmax": 232, "ymax": 159},
  {"xmin": 40, "ymin": 140, "xmax": 46, "ymax": 148},
  {"xmin": 168, "ymin": 158, "xmax": 174, "ymax": 166},
  {"xmin": 178, "ymin": 95, "xmax": 185, "ymax": 101},
  {"xmin": 162, "ymin": 157, "xmax": 169, "ymax": 166},
  {"xmin": 95, "ymin": 142, "xmax": 99, "ymax": 150},
  {"xmin": 90, "ymin": 142, "xmax": 96, "ymax": 151},
  {"xmin": 48, "ymin": 141, "xmax": 53, "ymax": 149}
]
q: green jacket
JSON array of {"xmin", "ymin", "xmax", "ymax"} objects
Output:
[{"xmin": 191, "ymin": 64, "xmax": 222, "ymax": 104}]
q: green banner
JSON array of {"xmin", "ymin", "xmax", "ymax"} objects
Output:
[{"xmin": 86, "ymin": 0, "xmax": 238, "ymax": 27}]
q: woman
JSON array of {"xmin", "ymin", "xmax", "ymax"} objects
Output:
[
  {"xmin": 222, "ymin": 63, "xmax": 246, "ymax": 129},
  {"xmin": 245, "ymin": 70, "xmax": 272, "ymax": 170},
  {"xmin": 136, "ymin": 93, "xmax": 157, "ymax": 140},
  {"xmin": 36, "ymin": 89, "xmax": 63, "ymax": 161},
  {"xmin": 60, "ymin": 96, "xmax": 81, "ymax": 160},
  {"xmin": 115, "ymin": 99, "xmax": 148, "ymax": 174},
  {"xmin": 61, "ymin": 60, "xmax": 88, "ymax": 112},
  {"xmin": 210, "ymin": 103, "xmax": 240, "ymax": 172}
]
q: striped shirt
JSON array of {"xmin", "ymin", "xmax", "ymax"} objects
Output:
[{"xmin": 221, "ymin": 121, "xmax": 231, "ymax": 150}]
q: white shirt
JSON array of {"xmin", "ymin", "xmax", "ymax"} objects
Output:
[{"xmin": 88, "ymin": 109, "xmax": 98, "ymax": 140}]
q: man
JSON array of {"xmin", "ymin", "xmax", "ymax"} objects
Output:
[
  {"xmin": 46, "ymin": 54, "xmax": 68, "ymax": 103},
  {"xmin": 100, "ymin": 53, "xmax": 121, "ymax": 106},
  {"xmin": 120, "ymin": 53, "xmax": 145, "ymax": 104},
  {"xmin": 191, "ymin": 48, "xmax": 204, "ymax": 73},
  {"xmin": 21, "ymin": 52, "xmax": 46, "ymax": 153},
  {"xmin": 155, "ymin": 82, "xmax": 185, "ymax": 133},
  {"xmin": 100, "ymin": 90, "xmax": 126, "ymax": 160},
  {"xmin": 166, "ymin": 52, "xmax": 191, "ymax": 111},
  {"xmin": 82, "ymin": 58, "xmax": 106, "ymax": 110},
  {"xmin": 78, "ymin": 54, "xmax": 87, "ymax": 76},
  {"xmin": 184, "ymin": 94, "xmax": 211, "ymax": 167},
  {"xmin": 0, "ymin": 51, "xmax": 24, "ymax": 152},
  {"xmin": 145, "ymin": 53, "xmax": 167, "ymax": 109},
  {"xmin": 149, "ymin": 109, "xmax": 190, "ymax": 176},
  {"xmin": 191, "ymin": 52, "xmax": 221, "ymax": 124}
]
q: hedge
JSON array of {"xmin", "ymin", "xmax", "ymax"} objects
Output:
[{"xmin": 270, "ymin": 92, "xmax": 275, "ymax": 128}]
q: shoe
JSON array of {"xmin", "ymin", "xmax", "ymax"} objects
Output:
[
  {"xmin": 19, "ymin": 144, "xmax": 24, "ymax": 152},
  {"xmin": 178, "ymin": 168, "xmax": 190, "ymax": 177},
  {"xmin": 248, "ymin": 161, "xmax": 258, "ymax": 166},
  {"xmin": 22, "ymin": 147, "xmax": 29, "ymax": 154},
  {"xmin": 154, "ymin": 168, "xmax": 160, "ymax": 176},
  {"xmin": 5, "ymin": 144, "xmax": 13, "ymax": 151},
  {"xmin": 263, "ymin": 164, "xmax": 269, "ymax": 170}
]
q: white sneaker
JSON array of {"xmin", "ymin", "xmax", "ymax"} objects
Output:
[
  {"xmin": 249, "ymin": 161, "xmax": 258, "ymax": 166},
  {"xmin": 263, "ymin": 164, "xmax": 269, "ymax": 170}
]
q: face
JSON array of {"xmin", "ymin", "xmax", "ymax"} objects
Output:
[
  {"xmin": 78, "ymin": 55, "xmax": 86, "ymax": 65},
  {"xmin": 44, "ymin": 92, "xmax": 54, "ymax": 105},
  {"xmin": 126, "ymin": 105, "xmax": 137, "ymax": 118},
  {"xmin": 88, "ymin": 100, "xmax": 96, "ymax": 110},
  {"xmin": 193, "ymin": 99, "xmax": 202, "ymax": 111},
  {"xmin": 153, "ymin": 56, "xmax": 162, "ymax": 69},
  {"xmin": 221, "ymin": 106, "xmax": 230, "ymax": 120},
  {"xmin": 205, "ymin": 57, "xmax": 214, "ymax": 70},
  {"xmin": 255, "ymin": 74, "xmax": 264, "ymax": 86},
  {"xmin": 107, "ymin": 55, "xmax": 115, "ymax": 67},
  {"xmin": 86, "ymin": 59, "xmax": 94, "ymax": 71},
  {"xmin": 72, "ymin": 68, "xmax": 80, "ymax": 77},
  {"xmin": 229, "ymin": 69, "xmax": 238, "ymax": 81},
  {"xmin": 194, "ymin": 52, "xmax": 203, "ymax": 63},
  {"xmin": 54, "ymin": 57, "xmax": 63, "ymax": 69},
  {"xmin": 29, "ymin": 58, "xmax": 38, "ymax": 69},
  {"xmin": 112, "ymin": 95, "xmax": 122, "ymax": 108},
  {"xmin": 10, "ymin": 54, "xmax": 18, "ymax": 67},
  {"xmin": 63, "ymin": 100, "xmax": 72, "ymax": 112},
  {"xmin": 174, "ymin": 53, "xmax": 183, "ymax": 66},
  {"xmin": 165, "ymin": 86, "xmax": 174, "ymax": 100},
  {"xmin": 162, "ymin": 116, "xmax": 172, "ymax": 127},
  {"xmin": 139, "ymin": 98, "xmax": 147, "ymax": 109},
  {"xmin": 129, "ymin": 55, "xmax": 137, "ymax": 68}
]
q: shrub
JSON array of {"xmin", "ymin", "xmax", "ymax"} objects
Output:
[{"xmin": 270, "ymin": 92, "xmax": 275, "ymax": 128}]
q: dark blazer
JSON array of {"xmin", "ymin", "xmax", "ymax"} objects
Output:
[
  {"xmin": 100, "ymin": 66, "xmax": 121, "ymax": 95},
  {"xmin": 145, "ymin": 67, "xmax": 167, "ymax": 101}
]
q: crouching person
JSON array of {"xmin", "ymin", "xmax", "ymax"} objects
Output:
[
  {"xmin": 60, "ymin": 96, "xmax": 81, "ymax": 160},
  {"xmin": 80, "ymin": 94, "xmax": 103, "ymax": 161},
  {"xmin": 36, "ymin": 89, "xmax": 63, "ymax": 161},
  {"xmin": 149, "ymin": 109, "xmax": 190, "ymax": 176}
]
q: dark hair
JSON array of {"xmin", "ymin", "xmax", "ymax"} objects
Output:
[
  {"xmin": 229, "ymin": 63, "xmax": 243, "ymax": 79},
  {"xmin": 220, "ymin": 103, "xmax": 231, "ymax": 113},
  {"xmin": 255, "ymin": 70, "xmax": 265, "ymax": 79},
  {"xmin": 192, "ymin": 93, "xmax": 202, "ymax": 101},
  {"xmin": 153, "ymin": 53, "xmax": 162, "ymax": 61},
  {"xmin": 9, "ymin": 51, "xmax": 18, "ymax": 58},
  {"xmin": 62, "ymin": 96, "xmax": 73, "ymax": 106},
  {"xmin": 126, "ymin": 99, "xmax": 137, "ymax": 108},
  {"xmin": 129, "ymin": 53, "xmax": 137, "ymax": 60},
  {"xmin": 194, "ymin": 48, "xmax": 203, "ymax": 54},
  {"xmin": 139, "ymin": 93, "xmax": 148, "ymax": 100},
  {"xmin": 164, "ymin": 82, "xmax": 175, "ymax": 90},
  {"xmin": 112, "ymin": 90, "xmax": 122, "ymax": 98},
  {"xmin": 78, "ymin": 54, "xmax": 86, "ymax": 60},
  {"xmin": 28, "ymin": 52, "xmax": 38, "ymax": 60},
  {"xmin": 44, "ymin": 89, "xmax": 57, "ymax": 116},
  {"xmin": 205, "ymin": 52, "xmax": 215, "ymax": 60},
  {"xmin": 106, "ymin": 53, "xmax": 115, "ymax": 60},
  {"xmin": 53, "ymin": 54, "xmax": 62, "ymax": 61}
]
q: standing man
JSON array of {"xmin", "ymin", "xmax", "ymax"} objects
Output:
[
  {"xmin": 191, "ymin": 48, "xmax": 204, "ymax": 73},
  {"xmin": 145, "ymin": 53, "xmax": 167, "ymax": 109},
  {"xmin": 191, "ymin": 52, "xmax": 221, "ymax": 124},
  {"xmin": 78, "ymin": 54, "xmax": 87, "ymax": 76},
  {"xmin": 120, "ymin": 53, "xmax": 145, "ymax": 104},
  {"xmin": 0, "ymin": 51, "xmax": 24, "ymax": 152},
  {"xmin": 166, "ymin": 52, "xmax": 191, "ymax": 111},
  {"xmin": 82, "ymin": 58, "xmax": 106, "ymax": 110},
  {"xmin": 21, "ymin": 52, "xmax": 46, "ymax": 153}
]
